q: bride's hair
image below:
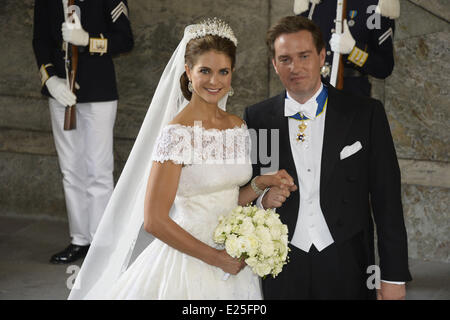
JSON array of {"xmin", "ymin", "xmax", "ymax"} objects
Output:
[{"xmin": 180, "ymin": 34, "xmax": 236, "ymax": 100}]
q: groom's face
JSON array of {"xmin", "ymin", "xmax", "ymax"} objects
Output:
[{"xmin": 272, "ymin": 30, "xmax": 325, "ymax": 102}]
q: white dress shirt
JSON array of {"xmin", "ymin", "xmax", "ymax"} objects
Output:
[
  {"xmin": 256, "ymin": 84, "xmax": 334, "ymax": 252},
  {"xmin": 285, "ymin": 84, "xmax": 334, "ymax": 253}
]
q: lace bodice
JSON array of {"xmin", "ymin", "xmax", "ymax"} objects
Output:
[
  {"xmin": 152, "ymin": 123, "xmax": 250, "ymax": 164},
  {"xmin": 151, "ymin": 123, "xmax": 253, "ymax": 245},
  {"xmin": 152, "ymin": 123, "xmax": 252, "ymax": 197}
]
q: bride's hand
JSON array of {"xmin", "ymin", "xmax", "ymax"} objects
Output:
[
  {"xmin": 215, "ymin": 250, "xmax": 246, "ymax": 275},
  {"xmin": 255, "ymin": 169, "xmax": 297, "ymax": 192}
]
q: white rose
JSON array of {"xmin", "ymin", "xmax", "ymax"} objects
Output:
[
  {"xmin": 256, "ymin": 225, "xmax": 272, "ymax": 243},
  {"xmin": 245, "ymin": 256, "xmax": 258, "ymax": 267},
  {"xmin": 235, "ymin": 213, "xmax": 246, "ymax": 222},
  {"xmin": 223, "ymin": 223, "xmax": 232, "ymax": 234},
  {"xmin": 235, "ymin": 237, "xmax": 248, "ymax": 257},
  {"xmin": 274, "ymin": 241, "xmax": 288, "ymax": 260},
  {"xmin": 231, "ymin": 225, "xmax": 239, "ymax": 234},
  {"xmin": 242, "ymin": 206, "xmax": 253, "ymax": 217},
  {"xmin": 265, "ymin": 214, "xmax": 279, "ymax": 227},
  {"xmin": 269, "ymin": 225, "xmax": 282, "ymax": 240},
  {"xmin": 254, "ymin": 262, "xmax": 272, "ymax": 277},
  {"xmin": 233, "ymin": 206, "xmax": 243, "ymax": 214},
  {"xmin": 225, "ymin": 234, "xmax": 240, "ymax": 257},
  {"xmin": 252, "ymin": 210, "xmax": 266, "ymax": 225},
  {"xmin": 238, "ymin": 217, "xmax": 255, "ymax": 236},
  {"xmin": 241, "ymin": 234, "xmax": 260, "ymax": 257},
  {"xmin": 260, "ymin": 241, "xmax": 275, "ymax": 257},
  {"xmin": 213, "ymin": 227, "xmax": 226, "ymax": 243},
  {"xmin": 280, "ymin": 234, "xmax": 288, "ymax": 246},
  {"xmin": 265, "ymin": 257, "xmax": 275, "ymax": 268}
]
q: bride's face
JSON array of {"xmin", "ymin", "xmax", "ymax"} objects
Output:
[{"xmin": 186, "ymin": 50, "xmax": 233, "ymax": 105}]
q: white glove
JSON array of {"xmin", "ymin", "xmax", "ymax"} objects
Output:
[
  {"xmin": 62, "ymin": 13, "xmax": 89, "ymax": 46},
  {"xmin": 293, "ymin": 0, "xmax": 309, "ymax": 15},
  {"xmin": 329, "ymin": 19, "xmax": 356, "ymax": 54},
  {"xmin": 46, "ymin": 76, "xmax": 77, "ymax": 107}
]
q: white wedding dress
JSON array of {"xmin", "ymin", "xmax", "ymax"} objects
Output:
[{"xmin": 106, "ymin": 123, "xmax": 262, "ymax": 299}]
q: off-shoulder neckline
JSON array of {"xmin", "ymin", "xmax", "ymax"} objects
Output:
[{"xmin": 165, "ymin": 123, "xmax": 247, "ymax": 133}]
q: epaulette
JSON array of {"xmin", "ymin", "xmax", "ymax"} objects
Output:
[{"xmin": 376, "ymin": 0, "xmax": 400, "ymax": 19}]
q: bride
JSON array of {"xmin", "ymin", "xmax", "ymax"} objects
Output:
[{"xmin": 68, "ymin": 18, "xmax": 293, "ymax": 300}]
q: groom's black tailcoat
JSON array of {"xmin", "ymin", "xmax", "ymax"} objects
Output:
[{"xmin": 244, "ymin": 85, "xmax": 412, "ymax": 299}]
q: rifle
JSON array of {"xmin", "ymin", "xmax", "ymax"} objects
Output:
[
  {"xmin": 330, "ymin": 0, "xmax": 347, "ymax": 90},
  {"xmin": 63, "ymin": 0, "xmax": 78, "ymax": 130}
]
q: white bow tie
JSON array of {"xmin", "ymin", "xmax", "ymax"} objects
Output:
[{"xmin": 284, "ymin": 98, "xmax": 318, "ymax": 119}]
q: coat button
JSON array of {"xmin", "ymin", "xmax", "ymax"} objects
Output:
[{"xmin": 342, "ymin": 198, "xmax": 349, "ymax": 204}]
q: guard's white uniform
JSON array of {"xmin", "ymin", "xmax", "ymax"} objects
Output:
[{"xmin": 49, "ymin": 98, "xmax": 117, "ymax": 245}]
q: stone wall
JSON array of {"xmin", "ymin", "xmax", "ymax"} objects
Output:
[
  {"xmin": 0, "ymin": 0, "xmax": 448, "ymax": 263},
  {"xmin": 389, "ymin": 0, "xmax": 449, "ymax": 263}
]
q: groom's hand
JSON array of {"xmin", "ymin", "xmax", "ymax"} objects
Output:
[
  {"xmin": 258, "ymin": 169, "xmax": 298, "ymax": 192},
  {"xmin": 261, "ymin": 186, "xmax": 292, "ymax": 209},
  {"xmin": 377, "ymin": 282, "xmax": 406, "ymax": 300}
]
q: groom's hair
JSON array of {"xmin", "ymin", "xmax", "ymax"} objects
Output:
[{"xmin": 266, "ymin": 16, "xmax": 325, "ymax": 58}]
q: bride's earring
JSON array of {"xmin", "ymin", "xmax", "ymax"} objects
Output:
[
  {"xmin": 228, "ymin": 86, "xmax": 234, "ymax": 97},
  {"xmin": 188, "ymin": 80, "xmax": 194, "ymax": 93}
]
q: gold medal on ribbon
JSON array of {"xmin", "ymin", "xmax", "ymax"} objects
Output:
[{"xmin": 297, "ymin": 120, "xmax": 307, "ymax": 142}]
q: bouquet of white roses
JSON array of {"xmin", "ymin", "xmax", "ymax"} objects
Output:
[{"xmin": 213, "ymin": 205, "xmax": 290, "ymax": 279}]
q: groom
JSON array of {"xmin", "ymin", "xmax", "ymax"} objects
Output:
[{"xmin": 244, "ymin": 16, "xmax": 412, "ymax": 299}]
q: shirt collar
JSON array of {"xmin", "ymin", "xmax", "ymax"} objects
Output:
[{"xmin": 285, "ymin": 83, "xmax": 324, "ymax": 119}]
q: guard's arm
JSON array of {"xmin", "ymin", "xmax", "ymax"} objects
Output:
[
  {"xmin": 32, "ymin": 1, "xmax": 57, "ymax": 87},
  {"xmin": 346, "ymin": 16, "xmax": 396, "ymax": 79}
]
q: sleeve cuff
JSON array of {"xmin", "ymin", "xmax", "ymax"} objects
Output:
[
  {"xmin": 256, "ymin": 188, "xmax": 272, "ymax": 210},
  {"xmin": 39, "ymin": 63, "xmax": 56, "ymax": 87},
  {"xmin": 347, "ymin": 45, "xmax": 369, "ymax": 67}
]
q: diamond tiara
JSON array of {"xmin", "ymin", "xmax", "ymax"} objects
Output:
[{"xmin": 185, "ymin": 18, "xmax": 238, "ymax": 46}]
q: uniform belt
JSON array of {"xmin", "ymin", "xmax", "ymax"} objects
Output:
[{"xmin": 343, "ymin": 68, "xmax": 365, "ymax": 78}]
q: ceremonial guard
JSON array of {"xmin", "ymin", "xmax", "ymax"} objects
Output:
[
  {"xmin": 32, "ymin": 0, "xmax": 134, "ymax": 263},
  {"xmin": 294, "ymin": 0, "xmax": 400, "ymax": 97}
]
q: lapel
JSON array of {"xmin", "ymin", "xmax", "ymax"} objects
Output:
[
  {"xmin": 320, "ymin": 85, "xmax": 357, "ymax": 195},
  {"xmin": 269, "ymin": 92, "xmax": 298, "ymax": 186},
  {"xmin": 268, "ymin": 92, "xmax": 300, "ymax": 238}
]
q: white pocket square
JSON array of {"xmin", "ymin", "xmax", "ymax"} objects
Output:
[{"xmin": 340, "ymin": 141, "xmax": 362, "ymax": 160}]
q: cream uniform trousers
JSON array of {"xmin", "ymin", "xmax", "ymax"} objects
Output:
[{"xmin": 49, "ymin": 98, "xmax": 117, "ymax": 246}]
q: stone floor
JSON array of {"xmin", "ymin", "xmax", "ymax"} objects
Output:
[{"xmin": 0, "ymin": 215, "xmax": 449, "ymax": 300}]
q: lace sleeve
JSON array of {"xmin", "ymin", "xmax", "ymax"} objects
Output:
[{"xmin": 151, "ymin": 125, "xmax": 193, "ymax": 165}]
